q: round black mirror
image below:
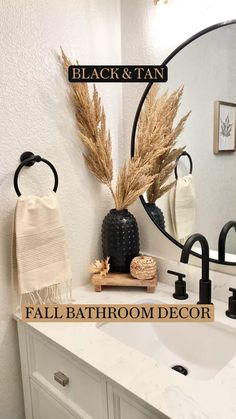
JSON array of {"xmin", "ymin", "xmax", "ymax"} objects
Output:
[{"xmin": 131, "ymin": 19, "xmax": 236, "ymax": 265}]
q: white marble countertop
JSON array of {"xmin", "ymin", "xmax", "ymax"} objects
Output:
[{"xmin": 16, "ymin": 282, "xmax": 236, "ymax": 419}]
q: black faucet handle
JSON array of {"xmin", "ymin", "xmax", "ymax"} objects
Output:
[
  {"xmin": 167, "ymin": 270, "xmax": 186, "ymax": 280},
  {"xmin": 167, "ymin": 270, "xmax": 188, "ymax": 300},
  {"xmin": 229, "ymin": 287, "xmax": 236, "ymax": 296},
  {"xmin": 226, "ymin": 288, "xmax": 236, "ymax": 319}
]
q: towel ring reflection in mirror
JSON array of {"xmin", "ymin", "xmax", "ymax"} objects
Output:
[
  {"xmin": 14, "ymin": 151, "xmax": 59, "ymax": 197},
  {"xmin": 175, "ymin": 151, "xmax": 193, "ymax": 180}
]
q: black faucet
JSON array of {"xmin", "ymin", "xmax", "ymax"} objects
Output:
[
  {"xmin": 218, "ymin": 221, "xmax": 236, "ymax": 262},
  {"xmin": 180, "ymin": 233, "xmax": 212, "ymax": 304}
]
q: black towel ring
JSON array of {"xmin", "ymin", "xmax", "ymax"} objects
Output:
[
  {"xmin": 14, "ymin": 151, "xmax": 59, "ymax": 197},
  {"xmin": 175, "ymin": 151, "xmax": 193, "ymax": 180}
]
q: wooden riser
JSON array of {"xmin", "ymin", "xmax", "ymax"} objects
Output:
[{"xmin": 91, "ymin": 272, "xmax": 157, "ymax": 293}]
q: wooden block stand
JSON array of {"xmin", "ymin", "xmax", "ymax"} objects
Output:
[{"xmin": 91, "ymin": 272, "xmax": 157, "ymax": 293}]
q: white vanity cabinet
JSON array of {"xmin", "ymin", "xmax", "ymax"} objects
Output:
[{"xmin": 17, "ymin": 322, "xmax": 165, "ymax": 419}]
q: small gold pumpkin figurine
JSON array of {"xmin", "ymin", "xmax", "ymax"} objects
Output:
[{"xmin": 130, "ymin": 255, "xmax": 157, "ymax": 280}]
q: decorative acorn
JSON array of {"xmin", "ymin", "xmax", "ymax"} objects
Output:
[{"xmin": 130, "ymin": 255, "xmax": 157, "ymax": 280}]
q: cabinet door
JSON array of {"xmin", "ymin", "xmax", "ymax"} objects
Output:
[
  {"xmin": 107, "ymin": 384, "xmax": 166, "ymax": 419},
  {"xmin": 31, "ymin": 380, "xmax": 81, "ymax": 419},
  {"xmin": 28, "ymin": 329, "xmax": 108, "ymax": 419}
]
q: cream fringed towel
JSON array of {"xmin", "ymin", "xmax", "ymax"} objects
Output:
[
  {"xmin": 12, "ymin": 192, "xmax": 72, "ymax": 304},
  {"xmin": 169, "ymin": 174, "xmax": 196, "ymax": 244}
]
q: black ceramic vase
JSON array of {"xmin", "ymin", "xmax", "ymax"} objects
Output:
[
  {"xmin": 145, "ymin": 202, "xmax": 165, "ymax": 230},
  {"xmin": 102, "ymin": 209, "xmax": 140, "ymax": 273}
]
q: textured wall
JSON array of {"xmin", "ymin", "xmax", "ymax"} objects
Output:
[{"xmin": 0, "ymin": 1, "xmax": 121, "ymax": 417}]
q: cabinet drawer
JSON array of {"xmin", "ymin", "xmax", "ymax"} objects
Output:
[
  {"xmin": 28, "ymin": 329, "xmax": 108, "ymax": 419},
  {"xmin": 31, "ymin": 380, "xmax": 78, "ymax": 419}
]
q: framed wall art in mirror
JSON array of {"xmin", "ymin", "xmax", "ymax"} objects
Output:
[
  {"xmin": 214, "ymin": 100, "xmax": 236, "ymax": 153},
  {"xmin": 131, "ymin": 19, "xmax": 236, "ymax": 266}
]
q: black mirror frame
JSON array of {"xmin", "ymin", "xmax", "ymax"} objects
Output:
[{"xmin": 131, "ymin": 19, "xmax": 236, "ymax": 266}]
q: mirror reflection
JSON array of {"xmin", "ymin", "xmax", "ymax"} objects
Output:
[{"xmin": 135, "ymin": 23, "xmax": 236, "ymax": 263}]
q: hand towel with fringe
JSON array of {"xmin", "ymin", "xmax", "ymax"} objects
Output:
[
  {"xmin": 12, "ymin": 192, "xmax": 72, "ymax": 304},
  {"xmin": 169, "ymin": 174, "xmax": 196, "ymax": 244}
]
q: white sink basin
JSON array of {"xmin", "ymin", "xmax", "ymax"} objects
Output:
[{"xmin": 98, "ymin": 299, "xmax": 236, "ymax": 381}]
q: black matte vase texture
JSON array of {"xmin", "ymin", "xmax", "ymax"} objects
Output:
[
  {"xmin": 102, "ymin": 209, "xmax": 140, "ymax": 273},
  {"xmin": 145, "ymin": 203, "xmax": 165, "ymax": 230}
]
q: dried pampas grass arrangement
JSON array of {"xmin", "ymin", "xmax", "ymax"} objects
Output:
[
  {"xmin": 136, "ymin": 84, "xmax": 191, "ymax": 203},
  {"xmin": 60, "ymin": 51, "xmax": 189, "ymax": 209},
  {"xmin": 60, "ymin": 50, "xmax": 167, "ymax": 210}
]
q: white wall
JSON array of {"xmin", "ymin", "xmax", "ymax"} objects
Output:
[
  {"xmin": 121, "ymin": 0, "xmax": 236, "ymax": 276},
  {"xmin": 0, "ymin": 1, "xmax": 122, "ymax": 417}
]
